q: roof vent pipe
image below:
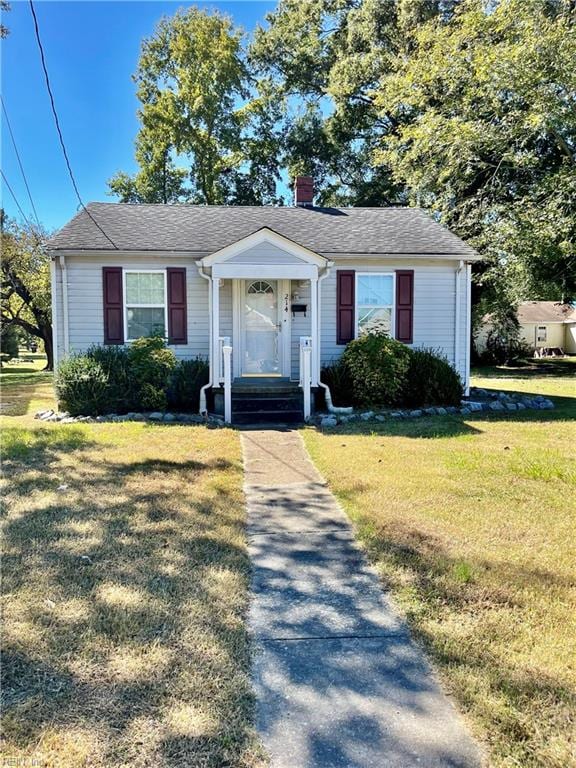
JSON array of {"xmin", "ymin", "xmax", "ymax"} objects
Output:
[{"xmin": 294, "ymin": 176, "xmax": 314, "ymax": 207}]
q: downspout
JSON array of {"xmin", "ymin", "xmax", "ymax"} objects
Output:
[
  {"xmin": 197, "ymin": 263, "xmax": 213, "ymax": 416},
  {"xmin": 317, "ymin": 264, "xmax": 353, "ymax": 415},
  {"xmin": 59, "ymin": 254, "xmax": 70, "ymax": 356},
  {"xmin": 49, "ymin": 256, "xmax": 59, "ymax": 371},
  {"xmin": 465, "ymin": 263, "xmax": 472, "ymax": 395},
  {"xmin": 454, "ymin": 259, "xmax": 464, "ymax": 382}
]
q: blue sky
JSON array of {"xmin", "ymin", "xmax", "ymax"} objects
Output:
[{"xmin": 1, "ymin": 1, "xmax": 277, "ymax": 231}]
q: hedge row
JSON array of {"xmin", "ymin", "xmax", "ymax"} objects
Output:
[{"xmin": 56, "ymin": 336, "xmax": 208, "ymax": 416}]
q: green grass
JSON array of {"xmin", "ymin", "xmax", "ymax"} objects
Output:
[
  {"xmin": 303, "ymin": 361, "xmax": 576, "ymax": 768},
  {"xmin": 1, "ymin": 373, "xmax": 265, "ymax": 768}
]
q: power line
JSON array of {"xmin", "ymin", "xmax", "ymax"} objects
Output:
[
  {"xmin": 1, "ymin": 168, "xmax": 33, "ymax": 228},
  {"xmin": 28, "ymin": 0, "xmax": 118, "ymax": 249},
  {"xmin": 1, "ymin": 95, "xmax": 42, "ymax": 229}
]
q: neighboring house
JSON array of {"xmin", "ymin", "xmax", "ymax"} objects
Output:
[
  {"xmin": 48, "ymin": 177, "xmax": 480, "ymax": 422},
  {"xmin": 477, "ymin": 301, "xmax": 576, "ymax": 357}
]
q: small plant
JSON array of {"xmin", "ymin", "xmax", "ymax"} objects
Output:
[
  {"xmin": 168, "ymin": 357, "xmax": 209, "ymax": 412},
  {"xmin": 128, "ymin": 334, "xmax": 177, "ymax": 389},
  {"xmin": 341, "ymin": 333, "xmax": 411, "ymax": 406},
  {"xmin": 402, "ymin": 348, "xmax": 463, "ymax": 407},
  {"xmin": 56, "ymin": 356, "xmax": 110, "ymax": 415}
]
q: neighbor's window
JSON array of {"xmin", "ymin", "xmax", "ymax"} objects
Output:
[
  {"xmin": 537, "ymin": 326, "xmax": 547, "ymax": 343},
  {"xmin": 356, "ymin": 274, "xmax": 394, "ymax": 337},
  {"xmin": 124, "ymin": 271, "xmax": 167, "ymax": 340}
]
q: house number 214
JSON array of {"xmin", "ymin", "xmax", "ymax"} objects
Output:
[{"xmin": 284, "ymin": 294, "xmax": 289, "ymax": 314}]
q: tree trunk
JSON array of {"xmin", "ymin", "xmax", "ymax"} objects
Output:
[{"xmin": 42, "ymin": 329, "xmax": 54, "ymax": 371}]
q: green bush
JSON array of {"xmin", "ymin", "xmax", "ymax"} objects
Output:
[
  {"xmin": 341, "ymin": 334, "xmax": 411, "ymax": 406},
  {"xmin": 402, "ymin": 348, "xmax": 463, "ymax": 407},
  {"xmin": 56, "ymin": 356, "xmax": 110, "ymax": 415},
  {"xmin": 85, "ymin": 344, "xmax": 136, "ymax": 411},
  {"xmin": 168, "ymin": 357, "xmax": 209, "ymax": 412},
  {"xmin": 0, "ymin": 322, "xmax": 19, "ymax": 365},
  {"xmin": 140, "ymin": 383, "xmax": 167, "ymax": 411},
  {"xmin": 320, "ymin": 359, "xmax": 354, "ymax": 407},
  {"xmin": 127, "ymin": 335, "xmax": 177, "ymax": 391}
]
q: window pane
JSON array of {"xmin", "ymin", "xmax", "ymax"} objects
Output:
[
  {"xmin": 127, "ymin": 307, "xmax": 165, "ymax": 340},
  {"xmin": 126, "ymin": 272, "xmax": 164, "ymax": 304},
  {"xmin": 358, "ymin": 307, "xmax": 392, "ymax": 336},
  {"xmin": 357, "ymin": 275, "xmax": 393, "ymax": 307}
]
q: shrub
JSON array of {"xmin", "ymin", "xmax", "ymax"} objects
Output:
[
  {"xmin": 482, "ymin": 331, "xmax": 532, "ymax": 365},
  {"xmin": 0, "ymin": 322, "xmax": 19, "ymax": 365},
  {"xmin": 140, "ymin": 383, "xmax": 167, "ymax": 411},
  {"xmin": 56, "ymin": 356, "xmax": 110, "ymax": 415},
  {"xmin": 168, "ymin": 357, "xmax": 209, "ymax": 412},
  {"xmin": 320, "ymin": 359, "xmax": 354, "ymax": 407},
  {"xmin": 402, "ymin": 348, "xmax": 463, "ymax": 407},
  {"xmin": 127, "ymin": 335, "xmax": 177, "ymax": 390},
  {"xmin": 341, "ymin": 333, "xmax": 411, "ymax": 407},
  {"xmin": 85, "ymin": 344, "xmax": 136, "ymax": 411}
]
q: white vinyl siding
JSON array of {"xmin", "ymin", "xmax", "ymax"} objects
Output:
[
  {"xmin": 54, "ymin": 255, "xmax": 209, "ymax": 361},
  {"xmin": 321, "ymin": 260, "xmax": 469, "ymax": 382}
]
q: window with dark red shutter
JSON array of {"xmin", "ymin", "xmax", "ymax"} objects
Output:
[
  {"xmin": 103, "ymin": 267, "xmax": 124, "ymax": 344},
  {"xmin": 336, "ymin": 270, "xmax": 355, "ymax": 345},
  {"xmin": 395, "ymin": 270, "xmax": 414, "ymax": 343},
  {"xmin": 167, "ymin": 267, "xmax": 187, "ymax": 344}
]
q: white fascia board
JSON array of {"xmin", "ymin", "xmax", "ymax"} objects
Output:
[
  {"xmin": 212, "ymin": 263, "xmax": 318, "ymax": 280},
  {"xmin": 201, "ymin": 227, "xmax": 328, "ymax": 267}
]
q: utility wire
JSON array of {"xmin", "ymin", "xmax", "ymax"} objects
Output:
[
  {"xmin": 1, "ymin": 96, "xmax": 42, "ymax": 229},
  {"xmin": 28, "ymin": 0, "xmax": 118, "ymax": 249},
  {"xmin": 1, "ymin": 168, "xmax": 34, "ymax": 228}
]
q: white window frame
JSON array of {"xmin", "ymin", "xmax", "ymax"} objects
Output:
[
  {"xmin": 123, "ymin": 269, "xmax": 168, "ymax": 343},
  {"xmin": 536, "ymin": 325, "xmax": 547, "ymax": 343},
  {"xmin": 355, "ymin": 272, "xmax": 396, "ymax": 339}
]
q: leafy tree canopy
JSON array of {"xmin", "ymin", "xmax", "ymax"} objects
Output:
[{"xmin": 1, "ymin": 212, "xmax": 54, "ymax": 369}]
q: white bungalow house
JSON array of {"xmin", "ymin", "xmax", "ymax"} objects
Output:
[{"xmin": 48, "ymin": 177, "xmax": 480, "ymax": 423}]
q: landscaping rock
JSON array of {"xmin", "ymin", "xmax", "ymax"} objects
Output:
[
  {"xmin": 489, "ymin": 401, "xmax": 505, "ymax": 411},
  {"xmin": 424, "ymin": 407, "xmax": 436, "ymax": 415},
  {"xmin": 467, "ymin": 402, "xmax": 483, "ymax": 412},
  {"xmin": 409, "ymin": 409, "xmax": 423, "ymax": 417},
  {"xmin": 39, "ymin": 410, "xmax": 55, "ymax": 421},
  {"xmin": 460, "ymin": 407, "xmax": 471, "ymax": 415},
  {"xmin": 361, "ymin": 411, "xmax": 375, "ymax": 421},
  {"xmin": 148, "ymin": 412, "xmax": 164, "ymax": 421},
  {"xmin": 375, "ymin": 415, "xmax": 386, "ymax": 422},
  {"xmin": 446, "ymin": 406, "xmax": 458, "ymax": 414},
  {"xmin": 517, "ymin": 403, "xmax": 526, "ymax": 410},
  {"xmin": 390, "ymin": 412, "xmax": 404, "ymax": 418},
  {"xmin": 321, "ymin": 416, "xmax": 338, "ymax": 428},
  {"xmin": 505, "ymin": 403, "xmax": 518, "ymax": 411},
  {"xmin": 539, "ymin": 399, "xmax": 555, "ymax": 409},
  {"xmin": 435, "ymin": 407, "xmax": 447, "ymax": 416},
  {"xmin": 163, "ymin": 413, "xmax": 175, "ymax": 422}
]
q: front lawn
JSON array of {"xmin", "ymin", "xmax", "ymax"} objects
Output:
[
  {"xmin": 303, "ymin": 362, "xmax": 575, "ymax": 768},
  {"xmin": 1, "ymin": 373, "xmax": 264, "ymax": 767}
]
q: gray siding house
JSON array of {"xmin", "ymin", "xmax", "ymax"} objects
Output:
[{"xmin": 48, "ymin": 178, "xmax": 480, "ymax": 422}]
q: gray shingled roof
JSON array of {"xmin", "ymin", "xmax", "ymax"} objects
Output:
[
  {"xmin": 48, "ymin": 202, "xmax": 479, "ymax": 258},
  {"xmin": 517, "ymin": 301, "xmax": 576, "ymax": 323}
]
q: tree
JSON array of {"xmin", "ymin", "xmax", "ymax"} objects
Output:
[
  {"xmin": 0, "ymin": 321, "xmax": 19, "ymax": 365},
  {"xmin": 1, "ymin": 1, "xmax": 10, "ymax": 39},
  {"xmin": 109, "ymin": 7, "xmax": 283, "ymax": 205},
  {"xmin": 1, "ymin": 214, "xmax": 54, "ymax": 370},
  {"xmin": 375, "ymin": 0, "xmax": 576, "ymax": 305},
  {"xmin": 249, "ymin": 0, "xmax": 443, "ymax": 205}
]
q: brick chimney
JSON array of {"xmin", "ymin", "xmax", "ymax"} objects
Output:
[{"xmin": 294, "ymin": 176, "xmax": 314, "ymax": 207}]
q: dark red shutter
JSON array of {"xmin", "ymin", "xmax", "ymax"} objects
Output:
[
  {"xmin": 167, "ymin": 267, "xmax": 187, "ymax": 344},
  {"xmin": 103, "ymin": 267, "xmax": 123, "ymax": 344},
  {"xmin": 395, "ymin": 270, "xmax": 414, "ymax": 343},
  {"xmin": 337, "ymin": 270, "xmax": 355, "ymax": 345}
]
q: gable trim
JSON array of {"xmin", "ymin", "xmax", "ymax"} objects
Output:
[{"xmin": 199, "ymin": 227, "xmax": 328, "ymax": 268}]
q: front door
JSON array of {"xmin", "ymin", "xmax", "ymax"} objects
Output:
[{"xmin": 242, "ymin": 279, "xmax": 281, "ymax": 375}]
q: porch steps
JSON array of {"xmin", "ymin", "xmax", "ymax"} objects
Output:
[{"xmin": 231, "ymin": 379, "xmax": 304, "ymax": 425}]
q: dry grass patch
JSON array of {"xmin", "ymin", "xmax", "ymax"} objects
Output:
[
  {"xmin": 303, "ymin": 364, "xmax": 575, "ymax": 768},
  {"xmin": 1, "ymin": 373, "xmax": 264, "ymax": 768}
]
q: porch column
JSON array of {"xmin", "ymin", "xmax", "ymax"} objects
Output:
[
  {"xmin": 310, "ymin": 274, "xmax": 319, "ymax": 386},
  {"xmin": 211, "ymin": 277, "xmax": 220, "ymax": 387}
]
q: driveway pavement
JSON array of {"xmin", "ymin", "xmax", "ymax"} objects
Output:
[{"xmin": 242, "ymin": 428, "xmax": 482, "ymax": 768}]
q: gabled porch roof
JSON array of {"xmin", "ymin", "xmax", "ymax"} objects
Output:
[{"xmin": 197, "ymin": 227, "xmax": 331, "ymax": 279}]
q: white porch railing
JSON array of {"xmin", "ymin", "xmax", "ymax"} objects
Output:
[
  {"xmin": 218, "ymin": 336, "xmax": 232, "ymax": 423},
  {"xmin": 217, "ymin": 336, "xmax": 231, "ymax": 384},
  {"xmin": 299, "ymin": 336, "xmax": 312, "ymax": 421}
]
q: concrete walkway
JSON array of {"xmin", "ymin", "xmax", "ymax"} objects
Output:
[{"xmin": 242, "ymin": 429, "xmax": 482, "ymax": 768}]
